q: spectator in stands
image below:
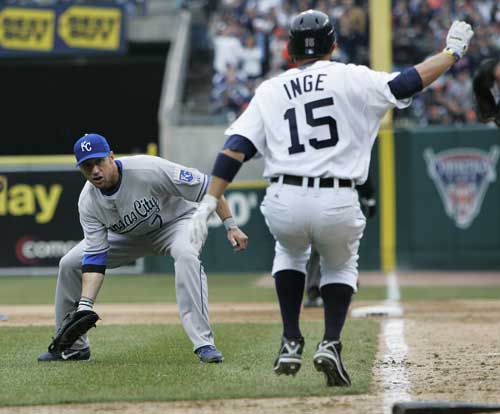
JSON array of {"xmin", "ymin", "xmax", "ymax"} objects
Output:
[
  {"xmin": 241, "ymin": 35, "xmax": 263, "ymax": 79},
  {"xmin": 212, "ymin": 64, "xmax": 252, "ymax": 122},
  {"xmin": 212, "ymin": 21, "xmax": 244, "ymax": 75},
  {"xmin": 268, "ymin": 26, "xmax": 290, "ymax": 76},
  {"xmin": 446, "ymin": 68, "xmax": 475, "ymax": 123}
]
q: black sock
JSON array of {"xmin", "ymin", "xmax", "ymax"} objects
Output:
[
  {"xmin": 274, "ymin": 270, "xmax": 305, "ymax": 340},
  {"xmin": 321, "ymin": 283, "xmax": 354, "ymax": 341}
]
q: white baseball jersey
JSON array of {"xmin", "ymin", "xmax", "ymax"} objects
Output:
[
  {"xmin": 78, "ymin": 155, "xmax": 209, "ymax": 256},
  {"xmin": 225, "ymin": 60, "xmax": 411, "ymax": 184}
]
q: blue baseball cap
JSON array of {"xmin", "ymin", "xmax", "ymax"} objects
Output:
[{"xmin": 74, "ymin": 133, "xmax": 111, "ymax": 166}]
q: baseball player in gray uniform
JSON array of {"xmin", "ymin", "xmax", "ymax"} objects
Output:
[
  {"xmin": 188, "ymin": 10, "xmax": 473, "ymax": 385},
  {"xmin": 37, "ymin": 133, "xmax": 248, "ymax": 363}
]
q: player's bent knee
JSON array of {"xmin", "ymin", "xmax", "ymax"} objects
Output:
[
  {"xmin": 58, "ymin": 252, "xmax": 82, "ymax": 272},
  {"xmin": 173, "ymin": 251, "xmax": 200, "ymax": 269}
]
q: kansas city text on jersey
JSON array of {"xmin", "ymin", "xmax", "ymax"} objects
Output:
[{"xmin": 109, "ymin": 196, "xmax": 160, "ymax": 233}]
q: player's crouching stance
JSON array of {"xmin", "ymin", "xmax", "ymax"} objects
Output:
[
  {"xmin": 37, "ymin": 133, "xmax": 248, "ymax": 363},
  {"xmin": 189, "ymin": 10, "xmax": 473, "ymax": 385}
]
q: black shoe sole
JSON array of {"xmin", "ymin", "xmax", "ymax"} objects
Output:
[
  {"xmin": 314, "ymin": 356, "xmax": 351, "ymax": 386},
  {"xmin": 38, "ymin": 357, "xmax": 91, "ymax": 362},
  {"xmin": 37, "ymin": 351, "xmax": 91, "ymax": 362},
  {"xmin": 274, "ymin": 358, "xmax": 302, "ymax": 376},
  {"xmin": 199, "ymin": 357, "xmax": 224, "ymax": 363}
]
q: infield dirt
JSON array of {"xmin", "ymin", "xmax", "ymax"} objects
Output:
[{"xmin": 1, "ymin": 271, "xmax": 500, "ymax": 413}]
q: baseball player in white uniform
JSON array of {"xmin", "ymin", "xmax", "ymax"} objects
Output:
[
  {"xmin": 188, "ymin": 10, "xmax": 473, "ymax": 385},
  {"xmin": 37, "ymin": 133, "xmax": 248, "ymax": 363}
]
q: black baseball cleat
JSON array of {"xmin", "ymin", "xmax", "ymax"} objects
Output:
[
  {"xmin": 273, "ymin": 336, "xmax": 304, "ymax": 376},
  {"xmin": 37, "ymin": 347, "xmax": 91, "ymax": 362},
  {"xmin": 313, "ymin": 340, "xmax": 351, "ymax": 386}
]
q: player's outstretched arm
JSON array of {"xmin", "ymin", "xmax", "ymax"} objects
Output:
[{"xmin": 415, "ymin": 21, "xmax": 474, "ymax": 88}]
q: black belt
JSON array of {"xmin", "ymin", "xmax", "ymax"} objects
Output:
[{"xmin": 270, "ymin": 175, "xmax": 353, "ymax": 188}]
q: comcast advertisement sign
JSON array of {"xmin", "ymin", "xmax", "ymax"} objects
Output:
[{"xmin": 0, "ymin": 170, "xmax": 85, "ymax": 270}]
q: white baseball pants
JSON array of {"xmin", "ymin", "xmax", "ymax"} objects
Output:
[{"xmin": 260, "ymin": 179, "xmax": 366, "ymax": 291}]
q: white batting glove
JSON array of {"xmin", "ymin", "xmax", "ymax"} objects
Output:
[
  {"xmin": 189, "ymin": 194, "xmax": 218, "ymax": 250},
  {"xmin": 444, "ymin": 20, "xmax": 474, "ymax": 61}
]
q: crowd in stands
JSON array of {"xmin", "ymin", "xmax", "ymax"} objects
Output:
[{"xmin": 210, "ymin": 0, "xmax": 500, "ymax": 126}]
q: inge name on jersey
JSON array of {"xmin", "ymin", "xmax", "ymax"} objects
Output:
[
  {"xmin": 109, "ymin": 197, "xmax": 161, "ymax": 233},
  {"xmin": 283, "ymin": 73, "xmax": 327, "ymax": 100}
]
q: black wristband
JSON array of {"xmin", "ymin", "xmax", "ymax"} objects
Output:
[
  {"xmin": 82, "ymin": 264, "xmax": 106, "ymax": 275},
  {"xmin": 212, "ymin": 152, "xmax": 243, "ymax": 183}
]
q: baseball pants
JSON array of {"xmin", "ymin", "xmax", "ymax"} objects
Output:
[
  {"xmin": 261, "ymin": 179, "xmax": 366, "ymax": 291},
  {"xmin": 55, "ymin": 217, "xmax": 214, "ymax": 351}
]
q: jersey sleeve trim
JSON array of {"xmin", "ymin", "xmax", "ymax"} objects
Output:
[
  {"xmin": 384, "ymin": 72, "xmax": 413, "ymax": 109},
  {"xmin": 388, "ymin": 67, "xmax": 423, "ymax": 99},
  {"xmin": 195, "ymin": 174, "xmax": 208, "ymax": 202},
  {"xmin": 223, "ymin": 135, "xmax": 258, "ymax": 161},
  {"xmin": 82, "ymin": 252, "xmax": 108, "ymax": 267}
]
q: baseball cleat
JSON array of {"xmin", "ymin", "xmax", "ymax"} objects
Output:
[
  {"xmin": 195, "ymin": 345, "xmax": 224, "ymax": 363},
  {"xmin": 273, "ymin": 336, "xmax": 304, "ymax": 376},
  {"xmin": 37, "ymin": 347, "xmax": 91, "ymax": 362},
  {"xmin": 313, "ymin": 340, "xmax": 351, "ymax": 386}
]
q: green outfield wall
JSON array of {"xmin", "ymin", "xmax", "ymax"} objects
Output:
[
  {"xmin": 396, "ymin": 125, "xmax": 500, "ymax": 269},
  {"xmin": 1, "ymin": 124, "xmax": 498, "ymax": 275}
]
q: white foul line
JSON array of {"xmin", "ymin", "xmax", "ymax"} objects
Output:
[{"xmin": 381, "ymin": 272, "xmax": 411, "ymax": 414}]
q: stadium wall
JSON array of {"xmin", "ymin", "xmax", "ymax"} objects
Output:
[{"xmin": 1, "ymin": 126, "xmax": 498, "ymax": 274}]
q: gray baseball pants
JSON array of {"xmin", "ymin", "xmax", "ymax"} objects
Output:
[{"xmin": 54, "ymin": 217, "xmax": 214, "ymax": 351}]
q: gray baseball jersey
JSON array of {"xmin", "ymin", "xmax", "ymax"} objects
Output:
[
  {"xmin": 78, "ymin": 155, "xmax": 209, "ymax": 256},
  {"xmin": 55, "ymin": 155, "xmax": 215, "ymax": 352}
]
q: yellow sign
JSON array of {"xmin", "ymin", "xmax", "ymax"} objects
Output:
[
  {"xmin": 0, "ymin": 176, "xmax": 62, "ymax": 224},
  {"xmin": 58, "ymin": 6, "xmax": 122, "ymax": 50},
  {"xmin": 0, "ymin": 7, "xmax": 55, "ymax": 51}
]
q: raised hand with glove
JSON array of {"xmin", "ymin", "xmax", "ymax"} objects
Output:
[
  {"xmin": 443, "ymin": 20, "xmax": 474, "ymax": 61},
  {"xmin": 410, "ymin": 20, "xmax": 474, "ymax": 92}
]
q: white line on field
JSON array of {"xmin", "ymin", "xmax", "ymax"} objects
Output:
[
  {"xmin": 381, "ymin": 271, "xmax": 411, "ymax": 414},
  {"xmin": 386, "ymin": 271, "xmax": 401, "ymax": 302}
]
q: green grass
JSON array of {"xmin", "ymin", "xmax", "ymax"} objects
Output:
[
  {"xmin": 0, "ymin": 274, "xmax": 386, "ymax": 304},
  {"xmin": 401, "ymin": 286, "xmax": 500, "ymax": 300},
  {"xmin": 0, "ymin": 320, "xmax": 378, "ymax": 406}
]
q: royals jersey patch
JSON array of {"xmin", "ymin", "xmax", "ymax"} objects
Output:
[
  {"xmin": 180, "ymin": 169, "xmax": 194, "ymax": 183},
  {"xmin": 174, "ymin": 167, "xmax": 200, "ymax": 185}
]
